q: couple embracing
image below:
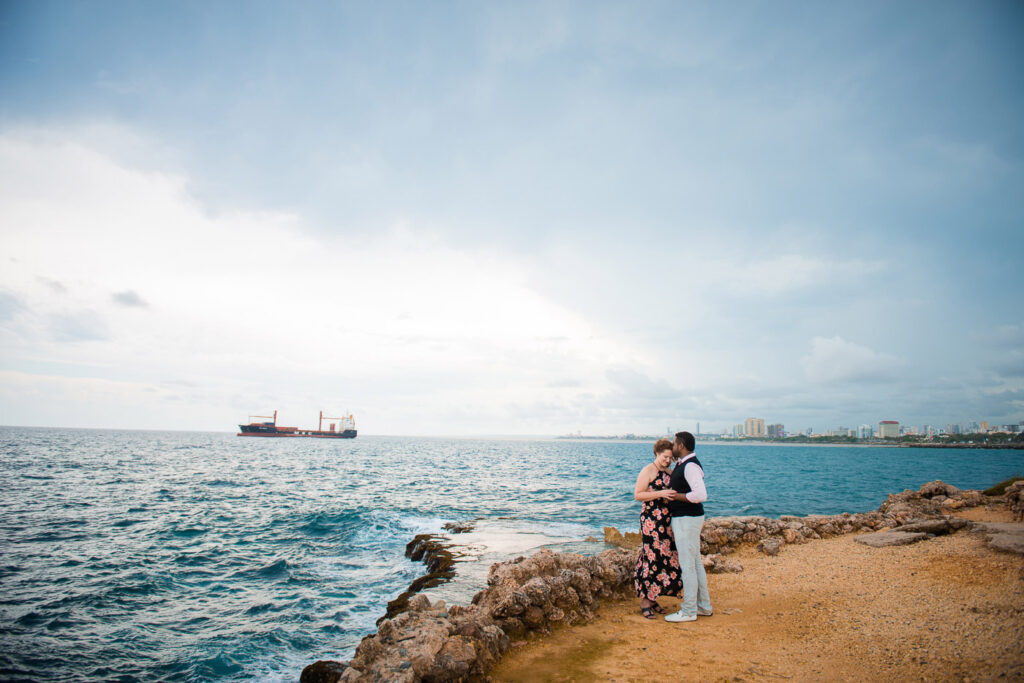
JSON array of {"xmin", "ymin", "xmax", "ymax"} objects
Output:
[{"xmin": 633, "ymin": 431, "xmax": 713, "ymax": 622}]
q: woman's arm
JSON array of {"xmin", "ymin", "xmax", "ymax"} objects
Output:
[{"xmin": 634, "ymin": 466, "xmax": 674, "ymax": 502}]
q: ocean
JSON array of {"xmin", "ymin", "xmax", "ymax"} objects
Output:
[{"xmin": 1, "ymin": 427, "xmax": 1020, "ymax": 681}]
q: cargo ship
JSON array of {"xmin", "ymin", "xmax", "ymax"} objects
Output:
[{"xmin": 237, "ymin": 410, "xmax": 357, "ymax": 438}]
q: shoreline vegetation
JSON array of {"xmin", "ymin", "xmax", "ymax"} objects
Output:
[{"xmin": 301, "ymin": 478, "xmax": 1024, "ymax": 682}]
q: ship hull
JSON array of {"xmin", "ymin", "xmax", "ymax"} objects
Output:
[{"xmin": 237, "ymin": 424, "xmax": 357, "ymax": 438}]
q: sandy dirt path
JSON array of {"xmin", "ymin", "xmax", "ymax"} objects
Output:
[{"xmin": 490, "ymin": 510, "xmax": 1024, "ymax": 682}]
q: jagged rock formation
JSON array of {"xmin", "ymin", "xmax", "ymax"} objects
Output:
[
  {"xmin": 1006, "ymin": 480, "xmax": 1024, "ymax": 521},
  {"xmin": 301, "ymin": 480, "xmax": 989, "ymax": 683}
]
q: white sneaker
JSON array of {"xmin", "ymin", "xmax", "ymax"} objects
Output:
[
  {"xmin": 697, "ymin": 607, "xmax": 713, "ymax": 617},
  {"xmin": 664, "ymin": 611, "xmax": 697, "ymax": 623}
]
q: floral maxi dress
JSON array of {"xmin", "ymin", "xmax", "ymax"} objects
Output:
[{"xmin": 634, "ymin": 469, "xmax": 683, "ymax": 601}]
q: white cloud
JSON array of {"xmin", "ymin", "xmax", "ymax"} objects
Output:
[
  {"xmin": 800, "ymin": 336, "xmax": 903, "ymax": 384},
  {"xmin": 0, "ymin": 126, "xmax": 654, "ymax": 433}
]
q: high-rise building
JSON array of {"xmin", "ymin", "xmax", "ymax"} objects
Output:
[
  {"xmin": 857, "ymin": 424, "xmax": 873, "ymax": 439},
  {"xmin": 734, "ymin": 423, "xmax": 744, "ymax": 437},
  {"xmin": 980, "ymin": 421, "xmax": 989, "ymax": 433},
  {"xmin": 879, "ymin": 420, "xmax": 899, "ymax": 438},
  {"xmin": 767, "ymin": 423, "xmax": 784, "ymax": 438},
  {"xmin": 744, "ymin": 418, "xmax": 766, "ymax": 438}
]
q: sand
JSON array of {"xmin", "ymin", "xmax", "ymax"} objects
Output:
[{"xmin": 490, "ymin": 509, "xmax": 1024, "ymax": 682}]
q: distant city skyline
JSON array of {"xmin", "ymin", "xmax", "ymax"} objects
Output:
[{"xmin": 1, "ymin": 2, "xmax": 1022, "ymax": 434}]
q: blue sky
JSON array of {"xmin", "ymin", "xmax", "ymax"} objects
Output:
[{"xmin": 1, "ymin": 1, "xmax": 1022, "ymax": 434}]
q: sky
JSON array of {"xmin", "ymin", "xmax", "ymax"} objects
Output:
[{"xmin": 0, "ymin": 1, "xmax": 1022, "ymax": 435}]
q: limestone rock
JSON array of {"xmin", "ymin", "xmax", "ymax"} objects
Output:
[
  {"xmin": 603, "ymin": 526, "xmax": 641, "ymax": 548},
  {"xmin": 975, "ymin": 522, "xmax": 1024, "ymax": 555},
  {"xmin": 1005, "ymin": 480, "xmax": 1024, "ymax": 521},
  {"xmin": 854, "ymin": 530, "xmax": 929, "ymax": 547}
]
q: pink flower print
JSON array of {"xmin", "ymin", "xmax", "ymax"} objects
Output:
[
  {"xmin": 642, "ymin": 519, "xmax": 655, "ymax": 535},
  {"xmin": 649, "ymin": 584, "xmax": 660, "ymax": 599},
  {"xmin": 646, "ymin": 547, "xmax": 655, "ymax": 561},
  {"xmin": 669, "ymin": 554, "xmax": 680, "ymax": 569}
]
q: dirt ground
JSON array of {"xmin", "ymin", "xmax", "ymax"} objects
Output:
[{"xmin": 490, "ymin": 508, "xmax": 1024, "ymax": 682}]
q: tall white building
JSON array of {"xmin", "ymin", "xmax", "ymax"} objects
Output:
[{"xmin": 879, "ymin": 420, "xmax": 899, "ymax": 438}]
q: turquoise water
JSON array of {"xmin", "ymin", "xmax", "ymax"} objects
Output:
[{"xmin": 0, "ymin": 427, "xmax": 1020, "ymax": 681}]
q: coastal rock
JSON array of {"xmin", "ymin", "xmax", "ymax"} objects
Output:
[
  {"xmin": 704, "ymin": 553, "xmax": 743, "ymax": 573},
  {"xmin": 853, "ymin": 530, "xmax": 929, "ymax": 547},
  {"xmin": 919, "ymin": 481, "xmax": 961, "ymax": 498},
  {"xmin": 897, "ymin": 517, "xmax": 970, "ymax": 535},
  {"xmin": 603, "ymin": 526, "xmax": 641, "ymax": 548},
  {"xmin": 1003, "ymin": 481, "xmax": 1024, "ymax": 521},
  {"xmin": 300, "ymin": 660, "xmax": 350, "ymax": 683},
  {"xmin": 305, "ymin": 480, "xmax": 991, "ymax": 682},
  {"xmin": 975, "ymin": 522, "xmax": 1024, "ymax": 555}
]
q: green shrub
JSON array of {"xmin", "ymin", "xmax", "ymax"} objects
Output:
[{"xmin": 984, "ymin": 476, "xmax": 1024, "ymax": 496}]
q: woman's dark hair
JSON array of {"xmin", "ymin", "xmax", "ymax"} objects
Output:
[
  {"xmin": 653, "ymin": 438, "xmax": 673, "ymax": 455},
  {"xmin": 674, "ymin": 431, "xmax": 696, "ymax": 452}
]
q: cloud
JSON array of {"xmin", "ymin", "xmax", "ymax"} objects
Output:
[
  {"xmin": 111, "ymin": 290, "xmax": 148, "ymax": 308},
  {"xmin": 0, "ymin": 292, "xmax": 24, "ymax": 322},
  {"xmin": 800, "ymin": 336, "xmax": 903, "ymax": 384},
  {"xmin": 48, "ymin": 311, "xmax": 109, "ymax": 342},
  {"xmin": 707, "ymin": 255, "xmax": 884, "ymax": 297},
  {"xmin": 36, "ymin": 276, "xmax": 67, "ymax": 293},
  {"xmin": 0, "ymin": 127, "xmax": 645, "ymax": 432}
]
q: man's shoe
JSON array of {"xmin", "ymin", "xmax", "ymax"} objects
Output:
[
  {"xmin": 664, "ymin": 611, "xmax": 697, "ymax": 623},
  {"xmin": 697, "ymin": 607, "xmax": 713, "ymax": 616}
]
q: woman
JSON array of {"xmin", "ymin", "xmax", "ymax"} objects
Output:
[{"xmin": 633, "ymin": 438, "xmax": 683, "ymax": 618}]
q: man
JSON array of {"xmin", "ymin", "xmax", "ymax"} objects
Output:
[{"xmin": 665, "ymin": 430, "xmax": 713, "ymax": 622}]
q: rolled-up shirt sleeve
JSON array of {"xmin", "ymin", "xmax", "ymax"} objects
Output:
[{"xmin": 684, "ymin": 462, "xmax": 707, "ymax": 503}]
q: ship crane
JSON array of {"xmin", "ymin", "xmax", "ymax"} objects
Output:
[
  {"xmin": 319, "ymin": 410, "xmax": 355, "ymax": 433},
  {"xmin": 248, "ymin": 411, "xmax": 277, "ymax": 425}
]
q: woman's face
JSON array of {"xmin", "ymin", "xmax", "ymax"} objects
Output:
[{"xmin": 655, "ymin": 448, "xmax": 673, "ymax": 469}]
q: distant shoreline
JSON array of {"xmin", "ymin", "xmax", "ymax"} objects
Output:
[{"xmin": 556, "ymin": 436, "xmax": 1024, "ymax": 449}]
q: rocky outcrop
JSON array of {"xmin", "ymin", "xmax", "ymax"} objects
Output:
[
  {"xmin": 1005, "ymin": 480, "xmax": 1024, "ymax": 521},
  {"xmin": 854, "ymin": 530, "xmax": 931, "ymax": 547},
  {"xmin": 380, "ymin": 535, "xmax": 459, "ymax": 624},
  {"xmin": 301, "ymin": 548, "xmax": 636, "ymax": 683},
  {"xmin": 603, "ymin": 526, "xmax": 640, "ymax": 548},
  {"xmin": 302, "ymin": 481, "xmax": 987, "ymax": 682},
  {"xmin": 697, "ymin": 481, "xmax": 983, "ymax": 559}
]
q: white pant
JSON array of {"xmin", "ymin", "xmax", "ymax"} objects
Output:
[{"xmin": 671, "ymin": 515, "xmax": 712, "ymax": 616}]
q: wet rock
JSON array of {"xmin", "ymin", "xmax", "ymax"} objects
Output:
[
  {"xmin": 442, "ymin": 520, "xmax": 476, "ymax": 534},
  {"xmin": 300, "ymin": 660, "xmax": 350, "ymax": 683}
]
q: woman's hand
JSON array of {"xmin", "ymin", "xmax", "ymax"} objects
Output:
[{"xmin": 661, "ymin": 490, "xmax": 677, "ymax": 500}]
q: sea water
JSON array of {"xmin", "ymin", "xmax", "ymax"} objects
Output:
[{"xmin": 1, "ymin": 427, "xmax": 1020, "ymax": 681}]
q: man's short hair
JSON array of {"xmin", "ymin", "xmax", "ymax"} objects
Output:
[
  {"xmin": 675, "ymin": 431, "xmax": 696, "ymax": 452},
  {"xmin": 653, "ymin": 438, "xmax": 674, "ymax": 455}
]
